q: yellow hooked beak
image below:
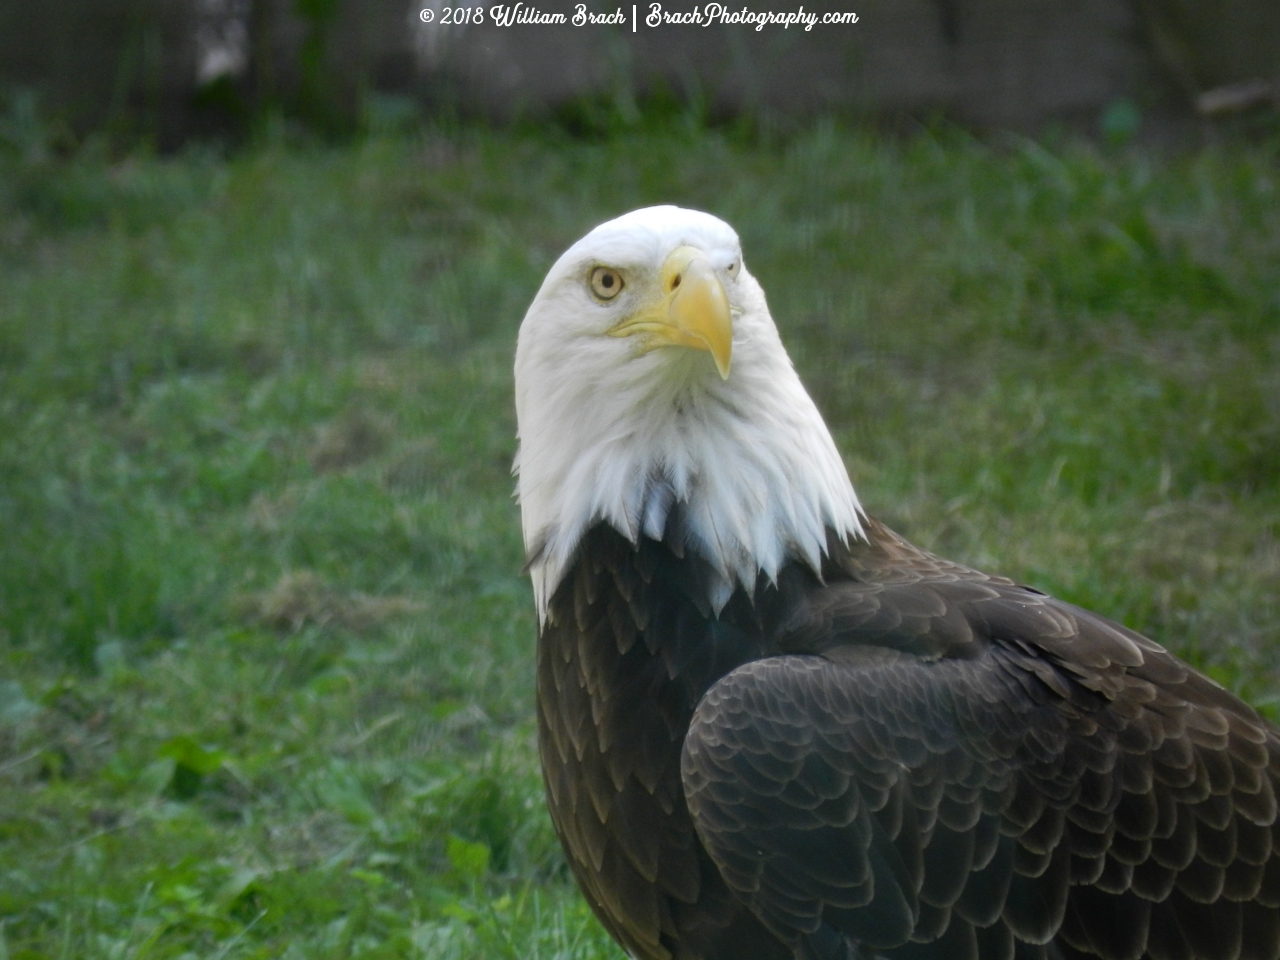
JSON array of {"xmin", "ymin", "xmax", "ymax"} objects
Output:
[{"xmin": 607, "ymin": 246, "xmax": 733, "ymax": 379}]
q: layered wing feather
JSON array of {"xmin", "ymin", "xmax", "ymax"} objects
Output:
[{"xmin": 681, "ymin": 556, "xmax": 1280, "ymax": 960}]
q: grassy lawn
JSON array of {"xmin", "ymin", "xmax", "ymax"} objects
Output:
[{"xmin": 0, "ymin": 115, "xmax": 1277, "ymax": 958}]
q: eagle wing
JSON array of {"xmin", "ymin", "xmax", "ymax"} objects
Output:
[{"xmin": 681, "ymin": 573, "xmax": 1280, "ymax": 960}]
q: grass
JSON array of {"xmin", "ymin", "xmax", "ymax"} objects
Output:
[{"xmin": 0, "ymin": 112, "xmax": 1278, "ymax": 958}]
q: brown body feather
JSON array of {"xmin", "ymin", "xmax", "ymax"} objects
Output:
[{"xmin": 537, "ymin": 515, "xmax": 1280, "ymax": 960}]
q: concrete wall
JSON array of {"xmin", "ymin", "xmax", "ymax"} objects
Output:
[{"xmin": 409, "ymin": 0, "xmax": 1156, "ymax": 129}]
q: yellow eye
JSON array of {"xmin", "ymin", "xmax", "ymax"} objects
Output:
[{"xmin": 589, "ymin": 266, "xmax": 624, "ymax": 301}]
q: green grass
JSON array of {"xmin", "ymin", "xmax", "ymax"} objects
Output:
[{"xmin": 0, "ymin": 115, "xmax": 1278, "ymax": 958}]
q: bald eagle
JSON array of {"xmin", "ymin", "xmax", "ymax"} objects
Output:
[{"xmin": 514, "ymin": 206, "xmax": 1280, "ymax": 960}]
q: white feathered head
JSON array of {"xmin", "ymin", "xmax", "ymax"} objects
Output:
[{"xmin": 514, "ymin": 206, "xmax": 863, "ymax": 621}]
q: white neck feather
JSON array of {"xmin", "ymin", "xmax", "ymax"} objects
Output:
[{"xmin": 515, "ymin": 269, "xmax": 864, "ymax": 625}]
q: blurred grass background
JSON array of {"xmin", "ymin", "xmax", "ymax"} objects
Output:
[{"xmin": 0, "ymin": 102, "xmax": 1278, "ymax": 958}]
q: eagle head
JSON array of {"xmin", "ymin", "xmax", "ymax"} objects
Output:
[{"xmin": 514, "ymin": 206, "xmax": 864, "ymax": 621}]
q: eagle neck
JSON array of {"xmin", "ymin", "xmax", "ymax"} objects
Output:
[{"xmin": 518, "ymin": 344, "xmax": 864, "ymax": 625}]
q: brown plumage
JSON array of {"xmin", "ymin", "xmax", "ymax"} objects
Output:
[
  {"xmin": 538, "ymin": 517, "xmax": 1280, "ymax": 960},
  {"xmin": 516, "ymin": 207, "xmax": 1280, "ymax": 960}
]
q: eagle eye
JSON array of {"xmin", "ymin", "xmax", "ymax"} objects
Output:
[
  {"xmin": 589, "ymin": 266, "xmax": 624, "ymax": 301},
  {"xmin": 726, "ymin": 260, "xmax": 740, "ymax": 277}
]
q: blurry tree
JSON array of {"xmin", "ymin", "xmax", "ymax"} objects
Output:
[
  {"xmin": 0, "ymin": 0, "xmax": 194, "ymax": 149},
  {"xmin": 294, "ymin": 0, "xmax": 358, "ymax": 134}
]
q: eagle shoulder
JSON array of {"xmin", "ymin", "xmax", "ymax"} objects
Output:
[{"xmin": 682, "ymin": 518, "xmax": 1280, "ymax": 960}]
